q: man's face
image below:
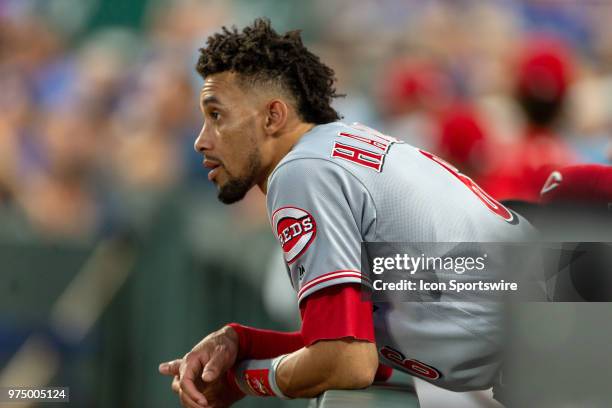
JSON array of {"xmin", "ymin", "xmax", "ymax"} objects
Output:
[{"xmin": 194, "ymin": 72, "xmax": 265, "ymax": 204}]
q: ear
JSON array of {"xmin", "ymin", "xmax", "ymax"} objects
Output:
[{"xmin": 264, "ymin": 99, "xmax": 288, "ymax": 136}]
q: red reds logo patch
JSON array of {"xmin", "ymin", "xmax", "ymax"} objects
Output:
[{"xmin": 272, "ymin": 206, "xmax": 317, "ymax": 264}]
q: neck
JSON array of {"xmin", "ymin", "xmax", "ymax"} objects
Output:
[{"xmin": 257, "ymin": 121, "xmax": 316, "ymax": 194}]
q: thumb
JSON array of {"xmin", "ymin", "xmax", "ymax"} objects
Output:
[{"xmin": 158, "ymin": 359, "xmax": 182, "ymax": 376}]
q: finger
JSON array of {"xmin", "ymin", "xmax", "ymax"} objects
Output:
[
  {"xmin": 179, "ymin": 388, "xmax": 205, "ymax": 408},
  {"xmin": 159, "ymin": 359, "xmax": 182, "ymax": 376},
  {"xmin": 172, "ymin": 376, "xmax": 180, "ymax": 394},
  {"xmin": 181, "ymin": 376, "xmax": 208, "ymax": 407},
  {"xmin": 202, "ymin": 344, "xmax": 229, "ymax": 383},
  {"xmin": 180, "ymin": 358, "xmax": 208, "ymax": 406}
]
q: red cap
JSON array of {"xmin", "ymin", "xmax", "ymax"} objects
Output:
[
  {"xmin": 516, "ymin": 36, "xmax": 574, "ymax": 101},
  {"xmin": 380, "ymin": 59, "xmax": 452, "ymax": 115},
  {"xmin": 540, "ymin": 164, "xmax": 612, "ymax": 205},
  {"xmin": 436, "ymin": 105, "xmax": 487, "ymax": 166}
]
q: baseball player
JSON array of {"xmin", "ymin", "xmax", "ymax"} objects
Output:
[{"xmin": 158, "ymin": 19, "xmax": 531, "ymax": 407}]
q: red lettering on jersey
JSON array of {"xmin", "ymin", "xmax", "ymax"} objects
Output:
[
  {"xmin": 350, "ymin": 123, "xmax": 401, "ymax": 145},
  {"xmin": 277, "ymin": 217, "xmax": 314, "ymax": 247},
  {"xmin": 403, "ymin": 359, "xmax": 441, "ymax": 380},
  {"xmin": 380, "ymin": 346, "xmax": 442, "ymax": 380},
  {"xmin": 419, "ymin": 149, "xmax": 515, "ymax": 223},
  {"xmin": 272, "ymin": 206, "xmax": 317, "ymax": 264},
  {"xmin": 332, "ymin": 141, "xmax": 384, "ymax": 172},
  {"xmin": 380, "ymin": 345, "xmax": 405, "ymax": 365},
  {"xmin": 339, "ymin": 132, "xmax": 390, "ymax": 152}
]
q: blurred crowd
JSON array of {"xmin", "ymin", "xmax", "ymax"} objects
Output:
[{"xmin": 0, "ymin": 0, "xmax": 611, "ymax": 241}]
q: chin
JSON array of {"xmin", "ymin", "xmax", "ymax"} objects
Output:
[
  {"xmin": 217, "ymin": 192, "xmax": 247, "ymax": 204},
  {"xmin": 217, "ymin": 180, "xmax": 251, "ymax": 204}
]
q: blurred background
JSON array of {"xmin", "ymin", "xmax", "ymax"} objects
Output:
[{"xmin": 0, "ymin": 0, "xmax": 611, "ymax": 407}]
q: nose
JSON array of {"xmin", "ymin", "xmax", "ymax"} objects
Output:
[{"xmin": 194, "ymin": 123, "xmax": 212, "ymax": 154}]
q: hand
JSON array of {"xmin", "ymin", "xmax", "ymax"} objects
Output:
[
  {"xmin": 199, "ymin": 370, "xmax": 245, "ymax": 408},
  {"xmin": 160, "ymin": 360, "xmax": 244, "ymax": 408},
  {"xmin": 159, "ymin": 326, "xmax": 241, "ymax": 407}
]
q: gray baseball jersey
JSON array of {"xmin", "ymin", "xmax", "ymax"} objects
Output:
[{"xmin": 266, "ymin": 122, "xmax": 531, "ymax": 391}]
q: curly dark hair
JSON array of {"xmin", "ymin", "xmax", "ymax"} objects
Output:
[{"xmin": 196, "ymin": 18, "xmax": 342, "ymax": 124}]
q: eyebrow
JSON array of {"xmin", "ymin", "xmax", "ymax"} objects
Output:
[{"xmin": 202, "ymin": 95, "xmax": 221, "ymax": 106}]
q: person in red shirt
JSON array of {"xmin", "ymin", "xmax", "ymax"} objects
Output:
[{"xmin": 479, "ymin": 36, "xmax": 577, "ymax": 202}]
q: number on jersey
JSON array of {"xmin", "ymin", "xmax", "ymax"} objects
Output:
[{"xmin": 419, "ymin": 149, "xmax": 515, "ymax": 223}]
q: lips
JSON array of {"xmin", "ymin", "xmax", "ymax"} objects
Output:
[{"xmin": 203, "ymin": 159, "xmax": 222, "ymax": 181}]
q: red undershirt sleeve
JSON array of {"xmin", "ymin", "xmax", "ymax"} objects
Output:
[
  {"xmin": 229, "ymin": 283, "xmax": 375, "ymax": 360},
  {"xmin": 227, "ymin": 324, "xmax": 304, "ymax": 361},
  {"xmin": 229, "ymin": 284, "xmax": 391, "ymax": 382},
  {"xmin": 301, "ymin": 284, "xmax": 391, "ymax": 382},
  {"xmin": 299, "ymin": 283, "xmax": 375, "ymax": 346}
]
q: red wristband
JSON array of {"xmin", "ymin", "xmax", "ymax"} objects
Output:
[
  {"xmin": 225, "ymin": 323, "xmax": 303, "ymax": 360},
  {"xmin": 231, "ymin": 356, "xmax": 290, "ymax": 398},
  {"xmin": 227, "ymin": 323, "xmax": 249, "ymax": 360}
]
